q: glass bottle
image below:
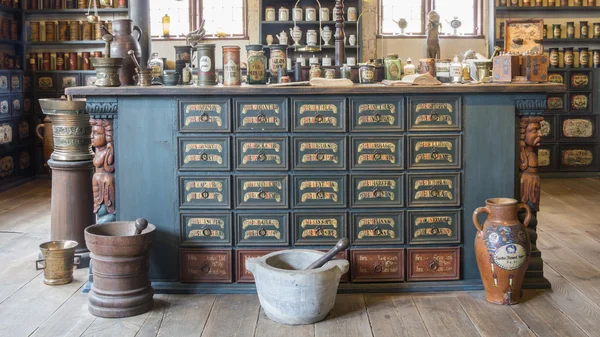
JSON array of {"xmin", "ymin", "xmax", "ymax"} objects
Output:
[
  {"xmin": 580, "ymin": 21, "xmax": 589, "ymax": 38},
  {"xmin": 162, "ymin": 14, "xmax": 170, "ymax": 38},
  {"xmin": 148, "ymin": 52, "xmax": 164, "ymax": 84},
  {"xmin": 384, "ymin": 54, "xmax": 402, "ymax": 80},
  {"xmin": 182, "ymin": 63, "xmax": 192, "ymax": 85},
  {"xmin": 403, "ymin": 58, "xmax": 415, "ymax": 75},
  {"xmin": 566, "ymin": 22, "xmax": 575, "ymax": 39},
  {"xmin": 450, "ymin": 55, "xmax": 462, "ymax": 83},
  {"xmin": 309, "ymin": 63, "xmax": 322, "ymax": 79},
  {"xmin": 579, "ymin": 47, "xmax": 590, "ymax": 68},
  {"xmin": 340, "ymin": 64, "xmax": 351, "ymax": 79}
]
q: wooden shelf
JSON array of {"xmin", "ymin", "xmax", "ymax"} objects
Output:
[
  {"xmin": 495, "ymin": 38, "xmax": 600, "ymax": 44},
  {"xmin": 261, "ymin": 21, "xmax": 357, "ymax": 25},
  {"xmin": 0, "ymin": 38, "xmax": 23, "ymax": 46},
  {"xmin": 27, "ymin": 40, "xmax": 105, "ymax": 46},
  {"xmin": 496, "ymin": 6, "xmax": 600, "ymax": 12},
  {"xmin": 0, "ymin": 4, "xmax": 23, "ymax": 14},
  {"xmin": 263, "ymin": 45, "xmax": 360, "ymax": 50},
  {"xmin": 24, "ymin": 8, "xmax": 128, "ymax": 15}
]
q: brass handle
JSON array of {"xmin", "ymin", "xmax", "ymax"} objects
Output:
[
  {"xmin": 316, "ymin": 152, "xmax": 325, "ymax": 161},
  {"xmin": 315, "ymin": 114, "xmax": 324, "ymax": 123},
  {"xmin": 201, "ymin": 264, "xmax": 211, "ymax": 273},
  {"xmin": 201, "ymin": 190, "xmax": 209, "ymax": 199},
  {"xmin": 430, "ymin": 189, "xmax": 439, "ymax": 197},
  {"xmin": 316, "ymin": 189, "xmax": 325, "ymax": 199},
  {"xmin": 428, "ymin": 260, "xmax": 439, "ymax": 271},
  {"xmin": 374, "ymin": 264, "xmax": 383, "ymax": 273},
  {"xmin": 372, "ymin": 112, "xmax": 380, "ymax": 122},
  {"xmin": 35, "ymin": 259, "xmax": 45, "ymax": 270},
  {"xmin": 430, "ymin": 111, "xmax": 439, "ymax": 121},
  {"xmin": 430, "ymin": 225, "xmax": 439, "ymax": 235},
  {"xmin": 374, "ymin": 226, "xmax": 382, "ymax": 236},
  {"xmin": 257, "ymin": 152, "xmax": 267, "ymax": 162},
  {"xmin": 200, "ymin": 112, "xmax": 209, "ymax": 122},
  {"xmin": 316, "ymin": 226, "xmax": 324, "ymax": 236},
  {"xmin": 257, "ymin": 112, "xmax": 267, "ymax": 123},
  {"xmin": 373, "ymin": 151, "xmax": 382, "ymax": 160},
  {"xmin": 202, "ymin": 227, "xmax": 212, "ymax": 236},
  {"xmin": 258, "ymin": 227, "xmax": 267, "ymax": 237},
  {"xmin": 200, "ymin": 152, "xmax": 209, "ymax": 161},
  {"xmin": 258, "ymin": 190, "xmax": 266, "ymax": 199},
  {"xmin": 431, "ymin": 149, "xmax": 439, "ymax": 159}
]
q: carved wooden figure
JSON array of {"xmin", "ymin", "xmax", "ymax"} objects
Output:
[
  {"xmin": 91, "ymin": 118, "xmax": 116, "ymax": 223},
  {"xmin": 426, "ymin": 11, "xmax": 441, "ymax": 59},
  {"xmin": 519, "ymin": 117, "xmax": 543, "ymax": 211}
]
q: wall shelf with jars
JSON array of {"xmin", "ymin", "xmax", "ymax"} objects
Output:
[{"xmin": 24, "ymin": 8, "xmax": 127, "ymax": 14}]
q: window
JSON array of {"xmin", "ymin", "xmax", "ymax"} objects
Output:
[
  {"xmin": 150, "ymin": 0, "xmax": 246, "ymax": 38},
  {"xmin": 380, "ymin": 0, "xmax": 482, "ymax": 36}
]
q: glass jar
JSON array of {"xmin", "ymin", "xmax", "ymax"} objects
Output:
[
  {"xmin": 384, "ymin": 54, "xmax": 402, "ymax": 80},
  {"xmin": 566, "ymin": 22, "xmax": 575, "ymax": 38},
  {"xmin": 324, "ymin": 69, "xmax": 335, "ymax": 79},
  {"xmin": 499, "ymin": 0, "xmax": 507, "ymax": 5},
  {"xmin": 147, "ymin": 52, "xmax": 164, "ymax": 84},
  {"xmin": 580, "ymin": 21, "xmax": 589, "ymax": 38},
  {"xmin": 246, "ymin": 44, "xmax": 267, "ymax": 84},
  {"xmin": 340, "ymin": 64, "xmax": 351, "ymax": 79},
  {"xmin": 552, "ymin": 24, "xmax": 562, "ymax": 39},
  {"xmin": 594, "ymin": 22, "xmax": 600, "ymax": 38},
  {"xmin": 450, "ymin": 56, "xmax": 462, "ymax": 83},
  {"xmin": 593, "ymin": 49, "xmax": 600, "ymax": 68},
  {"xmin": 404, "ymin": 58, "xmax": 416, "ymax": 75},
  {"xmin": 182, "ymin": 63, "xmax": 192, "ymax": 84},
  {"xmin": 359, "ymin": 64, "xmax": 376, "ymax": 83},
  {"xmin": 309, "ymin": 64, "xmax": 322, "ymax": 79},
  {"xmin": 269, "ymin": 45, "xmax": 287, "ymax": 78},
  {"xmin": 347, "ymin": 7, "xmax": 357, "ymax": 21},
  {"xmin": 579, "ymin": 47, "xmax": 590, "ymax": 67},
  {"xmin": 320, "ymin": 7, "xmax": 329, "ymax": 21},
  {"xmin": 549, "ymin": 48, "xmax": 560, "ymax": 67},
  {"xmin": 564, "ymin": 47, "xmax": 574, "ymax": 68}
]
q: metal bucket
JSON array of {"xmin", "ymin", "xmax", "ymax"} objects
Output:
[
  {"xmin": 90, "ymin": 57, "xmax": 123, "ymax": 87},
  {"xmin": 38, "ymin": 97, "xmax": 93, "ymax": 162},
  {"xmin": 85, "ymin": 220, "xmax": 156, "ymax": 318},
  {"xmin": 36, "ymin": 240, "xmax": 80, "ymax": 286}
]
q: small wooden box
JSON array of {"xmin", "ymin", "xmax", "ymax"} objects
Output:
[
  {"xmin": 504, "ymin": 19, "xmax": 544, "ymax": 54},
  {"xmin": 520, "ymin": 54, "xmax": 549, "ymax": 83},
  {"xmin": 492, "ymin": 55, "xmax": 520, "ymax": 83}
]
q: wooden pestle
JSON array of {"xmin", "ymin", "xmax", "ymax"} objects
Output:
[
  {"xmin": 102, "ymin": 35, "xmax": 113, "ymax": 58},
  {"xmin": 134, "ymin": 218, "xmax": 148, "ymax": 235},
  {"xmin": 305, "ymin": 238, "xmax": 350, "ymax": 270}
]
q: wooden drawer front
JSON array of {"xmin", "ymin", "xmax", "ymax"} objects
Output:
[
  {"xmin": 547, "ymin": 72, "xmax": 565, "ymax": 84},
  {"xmin": 236, "ymin": 249, "xmax": 283, "ymax": 282},
  {"xmin": 407, "ymin": 210, "xmax": 461, "ymax": 244},
  {"xmin": 559, "ymin": 115, "xmax": 598, "ymax": 142},
  {"xmin": 559, "ymin": 144, "xmax": 598, "ymax": 171},
  {"xmin": 540, "ymin": 114, "xmax": 557, "ymax": 143},
  {"xmin": 538, "ymin": 144, "xmax": 557, "ymax": 172},
  {"xmin": 292, "ymin": 97, "xmax": 346, "ymax": 132},
  {"xmin": 180, "ymin": 212, "xmax": 232, "ymax": 246},
  {"xmin": 234, "ymin": 97, "xmax": 288, "ymax": 132},
  {"xmin": 570, "ymin": 92, "xmax": 591, "ymax": 113},
  {"xmin": 178, "ymin": 137, "xmax": 230, "ymax": 171},
  {"xmin": 294, "ymin": 175, "xmax": 346, "ymax": 208},
  {"xmin": 23, "ymin": 96, "xmax": 33, "ymax": 115},
  {"xmin": 179, "ymin": 99, "xmax": 230, "ymax": 132},
  {"xmin": 547, "ymin": 94, "xmax": 565, "ymax": 112},
  {"xmin": 35, "ymin": 73, "xmax": 58, "ymax": 92},
  {"xmin": 235, "ymin": 175, "xmax": 288, "ymax": 209},
  {"xmin": 236, "ymin": 212, "xmax": 289, "ymax": 246},
  {"xmin": 407, "ymin": 247, "xmax": 460, "ymax": 281},
  {"xmin": 0, "ymin": 121, "xmax": 13, "ymax": 145},
  {"xmin": 0, "ymin": 152, "xmax": 15, "ymax": 179},
  {"xmin": 0, "ymin": 72, "xmax": 8, "ymax": 94},
  {"xmin": 293, "ymin": 212, "xmax": 346, "ymax": 245},
  {"xmin": 179, "ymin": 176, "xmax": 231, "ymax": 209},
  {"xmin": 10, "ymin": 94, "xmax": 21, "ymax": 115},
  {"xmin": 350, "ymin": 249, "xmax": 405, "ymax": 282},
  {"xmin": 351, "ymin": 174, "xmax": 404, "ymax": 208},
  {"xmin": 0, "ymin": 95, "xmax": 11, "ymax": 119},
  {"xmin": 235, "ymin": 137, "xmax": 288, "ymax": 171},
  {"xmin": 351, "ymin": 136, "xmax": 404, "ymax": 170},
  {"xmin": 408, "ymin": 173, "xmax": 460, "ymax": 207},
  {"xmin": 293, "ymin": 136, "xmax": 346, "ymax": 170},
  {"xmin": 351, "ymin": 212, "xmax": 404, "ymax": 245},
  {"xmin": 408, "ymin": 135, "xmax": 461, "ymax": 170},
  {"xmin": 23, "ymin": 73, "xmax": 32, "ymax": 92},
  {"xmin": 570, "ymin": 71, "xmax": 592, "ymax": 90},
  {"xmin": 350, "ymin": 97, "xmax": 404, "ymax": 131},
  {"xmin": 408, "ymin": 96, "xmax": 461, "ymax": 131},
  {"xmin": 179, "ymin": 249, "xmax": 232, "ymax": 283},
  {"xmin": 10, "ymin": 72, "xmax": 21, "ymax": 93},
  {"xmin": 59, "ymin": 73, "xmax": 81, "ymax": 91}
]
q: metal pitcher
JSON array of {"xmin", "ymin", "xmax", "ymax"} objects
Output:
[
  {"xmin": 36, "ymin": 240, "xmax": 80, "ymax": 286},
  {"xmin": 35, "ymin": 116, "xmax": 53, "ymax": 172}
]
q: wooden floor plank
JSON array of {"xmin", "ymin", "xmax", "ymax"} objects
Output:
[
  {"xmin": 30, "ymin": 287, "xmax": 96, "ymax": 337},
  {"xmin": 0, "ymin": 268, "xmax": 88, "ymax": 337},
  {"xmin": 0, "ymin": 197, "xmax": 52, "ymax": 234},
  {"xmin": 314, "ymin": 294, "xmax": 373, "ymax": 337},
  {"xmin": 157, "ymin": 294, "xmax": 216, "ymax": 337},
  {"xmin": 456, "ymin": 292, "xmax": 535, "ymax": 337},
  {"xmin": 0, "ymin": 231, "xmax": 21, "ymax": 246},
  {"xmin": 132, "ymin": 294, "xmax": 169, "ymax": 337},
  {"xmin": 510, "ymin": 290, "xmax": 589, "ymax": 337},
  {"xmin": 412, "ymin": 294, "xmax": 480, "ymax": 337},
  {"xmin": 200, "ymin": 294, "xmax": 260, "ymax": 337},
  {"xmin": 254, "ymin": 308, "xmax": 315, "ymax": 337},
  {"xmin": 81, "ymin": 305, "xmax": 152, "ymax": 337},
  {"xmin": 364, "ymin": 294, "xmax": 430, "ymax": 337}
]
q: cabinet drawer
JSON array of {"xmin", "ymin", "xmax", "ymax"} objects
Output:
[
  {"xmin": 10, "ymin": 72, "xmax": 21, "ymax": 93},
  {"xmin": 35, "ymin": 73, "xmax": 58, "ymax": 92},
  {"xmin": 236, "ymin": 212, "xmax": 289, "ymax": 246},
  {"xmin": 293, "ymin": 175, "xmax": 346, "ymax": 208},
  {"xmin": 559, "ymin": 144, "xmax": 598, "ymax": 171},
  {"xmin": 23, "ymin": 73, "xmax": 32, "ymax": 93},
  {"xmin": 350, "ymin": 97, "xmax": 404, "ymax": 131},
  {"xmin": 180, "ymin": 212, "xmax": 232, "ymax": 246},
  {"xmin": 351, "ymin": 212, "xmax": 404, "ymax": 245},
  {"xmin": 407, "ymin": 210, "xmax": 461, "ymax": 244},
  {"xmin": 293, "ymin": 136, "xmax": 346, "ymax": 170},
  {"xmin": 351, "ymin": 136, "xmax": 404, "ymax": 170},
  {"xmin": 10, "ymin": 95, "xmax": 21, "ymax": 115},
  {"xmin": 407, "ymin": 173, "xmax": 460, "ymax": 207},
  {"xmin": 178, "ymin": 99, "xmax": 230, "ymax": 132},
  {"xmin": 235, "ymin": 137, "xmax": 288, "ymax": 171},
  {"xmin": 570, "ymin": 71, "xmax": 592, "ymax": 90},
  {"xmin": 236, "ymin": 249, "xmax": 284, "ymax": 282},
  {"xmin": 407, "ymin": 247, "xmax": 460, "ymax": 281},
  {"xmin": 179, "ymin": 176, "xmax": 231, "ymax": 209},
  {"xmin": 293, "ymin": 212, "xmax": 346, "ymax": 245},
  {"xmin": 235, "ymin": 175, "xmax": 288, "ymax": 209},
  {"xmin": 0, "ymin": 71, "xmax": 8, "ymax": 94},
  {"xmin": 23, "ymin": 96, "xmax": 33, "ymax": 115},
  {"xmin": 292, "ymin": 97, "xmax": 346, "ymax": 132},
  {"xmin": 351, "ymin": 174, "xmax": 404, "ymax": 208},
  {"xmin": 408, "ymin": 96, "xmax": 461, "ymax": 131},
  {"xmin": 0, "ymin": 95, "xmax": 11, "ymax": 118},
  {"xmin": 178, "ymin": 137, "xmax": 230, "ymax": 171},
  {"xmin": 408, "ymin": 135, "xmax": 461, "ymax": 170},
  {"xmin": 559, "ymin": 115, "xmax": 598, "ymax": 142},
  {"xmin": 179, "ymin": 249, "xmax": 232, "ymax": 283},
  {"xmin": 0, "ymin": 121, "xmax": 14, "ymax": 145},
  {"xmin": 234, "ymin": 97, "xmax": 288, "ymax": 132},
  {"xmin": 350, "ymin": 249, "xmax": 405, "ymax": 283}
]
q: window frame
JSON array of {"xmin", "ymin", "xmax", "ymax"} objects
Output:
[
  {"xmin": 152, "ymin": 0, "xmax": 248, "ymax": 41},
  {"xmin": 378, "ymin": 0, "xmax": 484, "ymax": 39}
]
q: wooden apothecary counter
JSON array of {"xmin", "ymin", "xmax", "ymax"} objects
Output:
[{"xmin": 66, "ymin": 83, "xmax": 564, "ymax": 293}]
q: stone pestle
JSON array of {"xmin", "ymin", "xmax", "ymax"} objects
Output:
[{"xmin": 305, "ymin": 238, "xmax": 350, "ymax": 270}]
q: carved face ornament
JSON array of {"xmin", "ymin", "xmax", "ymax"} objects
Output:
[
  {"xmin": 92, "ymin": 125, "xmax": 106, "ymax": 147},
  {"xmin": 525, "ymin": 122, "xmax": 542, "ymax": 147}
]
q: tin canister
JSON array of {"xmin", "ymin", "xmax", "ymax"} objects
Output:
[
  {"xmin": 435, "ymin": 59, "xmax": 451, "ymax": 83},
  {"xmin": 93, "ymin": 51, "xmax": 102, "ymax": 58},
  {"xmin": 66, "ymin": 0, "xmax": 75, "ymax": 8},
  {"xmin": 29, "ymin": 53, "xmax": 38, "ymax": 71},
  {"xmin": 94, "ymin": 21, "xmax": 105, "ymax": 40},
  {"xmin": 419, "ymin": 58, "xmax": 436, "ymax": 77},
  {"xmin": 552, "ymin": 24, "xmax": 561, "ymax": 38},
  {"xmin": 81, "ymin": 22, "xmax": 92, "ymax": 40},
  {"xmin": 78, "ymin": 0, "xmax": 87, "ymax": 8},
  {"xmin": 106, "ymin": 21, "xmax": 112, "ymax": 34},
  {"xmin": 10, "ymin": 20, "xmax": 17, "ymax": 40},
  {"xmin": 1, "ymin": 19, "xmax": 8, "ymax": 40},
  {"xmin": 58, "ymin": 21, "xmax": 69, "ymax": 41},
  {"xmin": 566, "ymin": 22, "xmax": 575, "ymax": 38},
  {"xmin": 222, "ymin": 46, "xmax": 241, "ymax": 86},
  {"xmin": 42, "ymin": 52, "xmax": 51, "ymax": 70},
  {"xmin": 564, "ymin": 47, "xmax": 574, "ymax": 68},
  {"xmin": 581, "ymin": 21, "xmax": 589, "ymax": 38},
  {"xmin": 246, "ymin": 44, "xmax": 267, "ymax": 84},
  {"xmin": 54, "ymin": 0, "xmax": 61, "ymax": 9},
  {"xmin": 593, "ymin": 49, "xmax": 600, "ymax": 68},
  {"xmin": 30, "ymin": 0, "xmax": 38, "ymax": 9},
  {"xmin": 82, "ymin": 52, "xmax": 91, "ymax": 70},
  {"xmin": 45, "ymin": 21, "xmax": 56, "ymax": 41},
  {"xmin": 543, "ymin": 24, "xmax": 547, "ymax": 38},
  {"xmin": 359, "ymin": 64, "xmax": 376, "ymax": 83},
  {"xmin": 36, "ymin": 241, "xmax": 79, "ymax": 286},
  {"xmin": 195, "ymin": 44, "xmax": 216, "ymax": 85},
  {"xmin": 30, "ymin": 21, "xmax": 40, "ymax": 41},
  {"xmin": 269, "ymin": 44, "xmax": 286, "ymax": 78},
  {"xmin": 56, "ymin": 52, "xmax": 65, "ymax": 70},
  {"xmin": 579, "ymin": 47, "xmax": 589, "ymax": 68},
  {"xmin": 549, "ymin": 48, "xmax": 560, "ymax": 67},
  {"xmin": 384, "ymin": 54, "xmax": 402, "ymax": 80},
  {"xmin": 68, "ymin": 52, "xmax": 78, "ymax": 70},
  {"xmin": 69, "ymin": 21, "xmax": 80, "ymax": 40}
]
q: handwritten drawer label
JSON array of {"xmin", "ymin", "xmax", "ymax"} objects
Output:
[
  {"xmin": 179, "ymin": 176, "xmax": 231, "ymax": 209},
  {"xmin": 294, "ymin": 212, "xmax": 346, "ymax": 245},
  {"xmin": 408, "ymin": 173, "xmax": 461, "ymax": 207},
  {"xmin": 179, "ymin": 100, "xmax": 230, "ymax": 132},
  {"xmin": 562, "ymin": 119, "xmax": 594, "ymax": 138},
  {"xmin": 293, "ymin": 98, "xmax": 345, "ymax": 132},
  {"xmin": 351, "ymin": 212, "xmax": 404, "ymax": 245},
  {"xmin": 181, "ymin": 213, "xmax": 232, "ymax": 246},
  {"xmin": 294, "ymin": 175, "xmax": 346, "ymax": 208},
  {"xmin": 178, "ymin": 137, "xmax": 230, "ymax": 171},
  {"xmin": 408, "ymin": 210, "xmax": 460, "ymax": 244},
  {"xmin": 236, "ymin": 250, "xmax": 281, "ymax": 282},
  {"xmin": 294, "ymin": 137, "xmax": 345, "ymax": 170},
  {"xmin": 235, "ymin": 98, "xmax": 288, "ymax": 131},
  {"xmin": 350, "ymin": 249, "xmax": 405, "ymax": 282},
  {"xmin": 409, "ymin": 135, "xmax": 461, "ymax": 169},
  {"xmin": 561, "ymin": 149, "xmax": 594, "ymax": 166},
  {"xmin": 351, "ymin": 98, "xmax": 404, "ymax": 131},
  {"xmin": 237, "ymin": 213, "xmax": 289, "ymax": 246},
  {"xmin": 236, "ymin": 175, "xmax": 288, "ymax": 209},
  {"xmin": 351, "ymin": 175, "xmax": 404, "ymax": 207},
  {"xmin": 351, "ymin": 137, "xmax": 404, "ymax": 170},
  {"xmin": 180, "ymin": 249, "xmax": 232, "ymax": 283},
  {"xmin": 408, "ymin": 97, "xmax": 461, "ymax": 130},
  {"xmin": 407, "ymin": 248, "xmax": 460, "ymax": 281},
  {"xmin": 236, "ymin": 137, "xmax": 287, "ymax": 170}
]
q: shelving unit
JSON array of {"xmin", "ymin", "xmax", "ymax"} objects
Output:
[
  {"xmin": 490, "ymin": 0, "xmax": 600, "ymax": 176},
  {"xmin": 24, "ymin": 8, "xmax": 128, "ymax": 14}
]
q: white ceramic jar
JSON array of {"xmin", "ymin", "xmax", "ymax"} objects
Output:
[
  {"xmin": 292, "ymin": 7, "xmax": 303, "ymax": 21},
  {"xmin": 347, "ymin": 7, "xmax": 357, "ymax": 21},
  {"xmin": 279, "ymin": 7, "xmax": 289, "ymax": 21},
  {"xmin": 320, "ymin": 7, "xmax": 330, "ymax": 21},
  {"xmin": 306, "ymin": 29, "xmax": 318, "ymax": 46},
  {"xmin": 265, "ymin": 6, "xmax": 276, "ymax": 21},
  {"xmin": 305, "ymin": 6, "xmax": 317, "ymax": 21}
]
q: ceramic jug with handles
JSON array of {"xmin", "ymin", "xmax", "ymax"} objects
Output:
[{"xmin": 100, "ymin": 19, "xmax": 142, "ymax": 86}]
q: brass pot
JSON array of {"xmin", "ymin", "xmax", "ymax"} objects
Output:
[
  {"xmin": 90, "ymin": 57, "xmax": 123, "ymax": 87},
  {"xmin": 36, "ymin": 240, "xmax": 80, "ymax": 286},
  {"xmin": 38, "ymin": 97, "xmax": 94, "ymax": 162}
]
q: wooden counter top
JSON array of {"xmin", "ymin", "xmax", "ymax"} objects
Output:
[{"xmin": 66, "ymin": 83, "xmax": 565, "ymax": 96}]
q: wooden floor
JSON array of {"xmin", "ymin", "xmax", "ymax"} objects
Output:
[{"xmin": 1, "ymin": 179, "xmax": 600, "ymax": 337}]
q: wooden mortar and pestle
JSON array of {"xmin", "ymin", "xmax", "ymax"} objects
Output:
[{"xmin": 90, "ymin": 35, "xmax": 124, "ymax": 87}]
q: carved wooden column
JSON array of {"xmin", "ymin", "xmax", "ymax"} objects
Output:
[
  {"xmin": 334, "ymin": 0, "xmax": 345, "ymax": 66},
  {"xmin": 87, "ymin": 98, "xmax": 118, "ymax": 224},
  {"xmin": 516, "ymin": 99, "xmax": 546, "ymax": 283}
]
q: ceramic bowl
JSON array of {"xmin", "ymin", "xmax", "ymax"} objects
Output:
[{"xmin": 162, "ymin": 73, "xmax": 180, "ymax": 86}]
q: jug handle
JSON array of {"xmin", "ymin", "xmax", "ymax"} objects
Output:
[
  {"xmin": 518, "ymin": 203, "xmax": 532, "ymax": 228},
  {"xmin": 35, "ymin": 124, "xmax": 44, "ymax": 141},
  {"xmin": 472, "ymin": 206, "xmax": 489, "ymax": 232},
  {"xmin": 35, "ymin": 259, "xmax": 45, "ymax": 270},
  {"xmin": 133, "ymin": 25, "xmax": 143, "ymax": 42}
]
